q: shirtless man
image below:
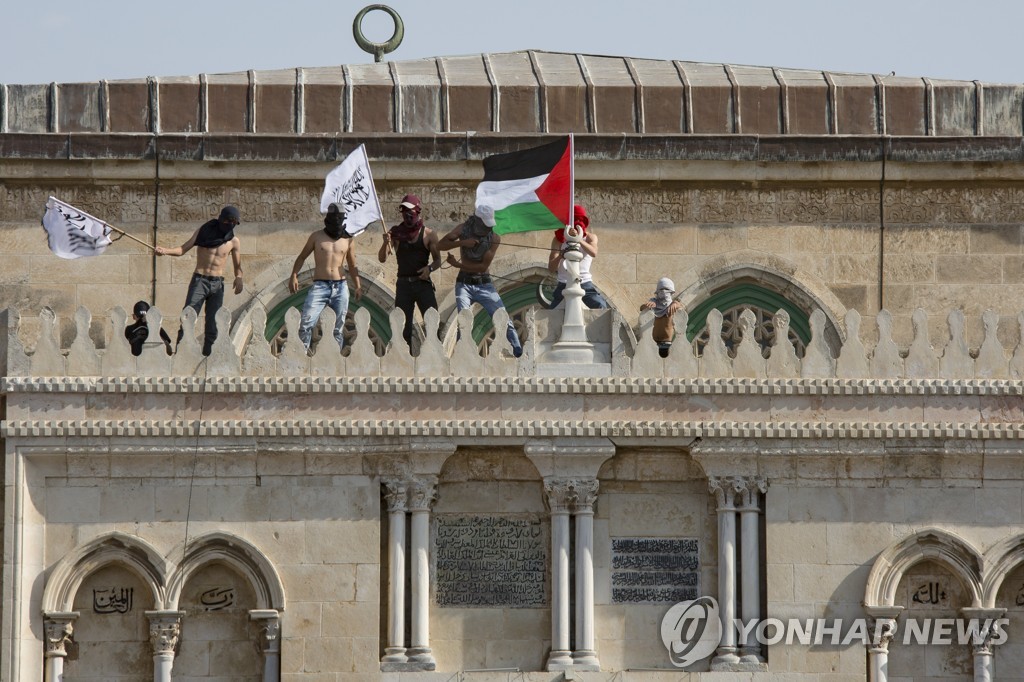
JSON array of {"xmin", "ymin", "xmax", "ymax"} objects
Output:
[
  {"xmin": 155, "ymin": 205, "xmax": 244, "ymax": 356},
  {"xmin": 439, "ymin": 205, "xmax": 522, "ymax": 357},
  {"xmin": 288, "ymin": 203, "xmax": 363, "ymax": 352}
]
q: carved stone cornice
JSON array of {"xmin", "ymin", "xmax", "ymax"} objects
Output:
[{"xmin": 8, "ymin": 418, "xmax": 1024, "ymax": 441}]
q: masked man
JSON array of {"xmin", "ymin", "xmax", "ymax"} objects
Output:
[
  {"xmin": 156, "ymin": 205, "xmax": 244, "ymax": 356},
  {"xmin": 288, "ymin": 203, "xmax": 363, "ymax": 352},
  {"xmin": 439, "ymin": 205, "xmax": 523, "ymax": 358},
  {"xmin": 546, "ymin": 204, "xmax": 607, "ymax": 310},
  {"xmin": 377, "ymin": 194, "xmax": 442, "ymax": 347}
]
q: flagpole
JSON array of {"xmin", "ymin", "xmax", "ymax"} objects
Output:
[
  {"xmin": 568, "ymin": 134, "xmax": 575, "ymax": 228},
  {"xmin": 106, "ymin": 223, "xmax": 157, "ymax": 250},
  {"xmin": 48, "ymin": 196, "xmax": 156, "ymax": 250},
  {"xmin": 361, "ymin": 143, "xmax": 390, "ymax": 253}
]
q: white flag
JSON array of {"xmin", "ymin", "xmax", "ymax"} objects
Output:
[
  {"xmin": 320, "ymin": 144, "xmax": 383, "ymax": 238},
  {"xmin": 41, "ymin": 197, "xmax": 114, "ymax": 259}
]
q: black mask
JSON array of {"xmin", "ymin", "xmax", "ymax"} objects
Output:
[{"xmin": 324, "ymin": 212, "xmax": 347, "ymax": 240}]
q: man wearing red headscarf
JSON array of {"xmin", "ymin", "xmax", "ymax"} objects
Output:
[{"xmin": 545, "ymin": 204, "xmax": 608, "ymax": 309}]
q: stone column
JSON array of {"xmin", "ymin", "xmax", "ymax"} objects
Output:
[
  {"xmin": 146, "ymin": 610, "xmax": 184, "ymax": 682},
  {"xmin": 708, "ymin": 476, "xmax": 742, "ymax": 667},
  {"xmin": 43, "ymin": 612, "xmax": 77, "ymax": 682},
  {"xmin": 545, "ymin": 478, "xmax": 575, "ymax": 670},
  {"xmin": 961, "ymin": 607, "xmax": 1006, "ymax": 682},
  {"xmin": 250, "ymin": 609, "xmax": 281, "ymax": 682},
  {"xmin": 738, "ymin": 476, "xmax": 767, "ymax": 663},
  {"xmin": 382, "ymin": 479, "xmax": 408, "ymax": 664},
  {"xmin": 572, "ymin": 478, "xmax": 600, "ymax": 670},
  {"xmin": 406, "ymin": 476, "xmax": 438, "ymax": 669},
  {"xmin": 866, "ymin": 616, "xmax": 897, "ymax": 682}
]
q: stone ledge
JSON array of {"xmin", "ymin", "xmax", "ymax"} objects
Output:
[
  {"xmin": 4, "ymin": 375, "xmax": 1024, "ymax": 396},
  {"xmin": 4, "ymin": 419, "xmax": 1024, "ymax": 440}
]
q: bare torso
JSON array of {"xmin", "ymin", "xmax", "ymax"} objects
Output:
[
  {"xmin": 311, "ymin": 231, "xmax": 353, "ymax": 280},
  {"xmin": 193, "ymin": 239, "xmax": 238, "ymax": 276}
]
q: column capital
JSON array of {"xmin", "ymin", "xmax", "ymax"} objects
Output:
[
  {"xmin": 868, "ymin": 617, "xmax": 898, "ymax": 654},
  {"xmin": 146, "ymin": 610, "xmax": 185, "ymax": 656},
  {"xmin": 250, "ymin": 609, "xmax": 281, "ymax": 654},
  {"xmin": 738, "ymin": 476, "xmax": 767, "ymax": 509},
  {"xmin": 544, "ymin": 478, "xmax": 576, "ymax": 513},
  {"xmin": 383, "ymin": 478, "xmax": 409, "ymax": 513},
  {"xmin": 43, "ymin": 612, "xmax": 78, "ymax": 658},
  {"xmin": 708, "ymin": 476, "xmax": 745, "ymax": 510},
  {"xmin": 960, "ymin": 607, "xmax": 1007, "ymax": 656},
  {"xmin": 407, "ymin": 476, "xmax": 438, "ymax": 512},
  {"xmin": 572, "ymin": 478, "xmax": 600, "ymax": 512}
]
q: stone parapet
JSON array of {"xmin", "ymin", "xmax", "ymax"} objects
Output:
[{"xmin": 8, "ymin": 303, "xmax": 1024, "ymax": 380}]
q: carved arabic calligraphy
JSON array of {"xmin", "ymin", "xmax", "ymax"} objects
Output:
[
  {"xmin": 435, "ymin": 515, "xmax": 547, "ymax": 608},
  {"xmin": 199, "ymin": 587, "xmax": 236, "ymax": 611},
  {"xmin": 93, "ymin": 587, "xmax": 133, "ymax": 614},
  {"xmin": 910, "ymin": 580, "xmax": 948, "ymax": 607},
  {"xmin": 611, "ymin": 538, "xmax": 700, "ymax": 604}
]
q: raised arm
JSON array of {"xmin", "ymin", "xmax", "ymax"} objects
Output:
[
  {"xmin": 155, "ymin": 229, "xmax": 199, "ymax": 257},
  {"xmin": 377, "ymin": 230, "xmax": 392, "ymax": 263},
  {"xmin": 438, "ymin": 223, "xmax": 474, "ymax": 252},
  {"xmin": 288, "ymin": 234, "xmax": 316, "ymax": 294},
  {"xmin": 445, "ymin": 233, "xmax": 501, "ymax": 274},
  {"xmin": 580, "ymin": 230, "xmax": 599, "ymax": 258}
]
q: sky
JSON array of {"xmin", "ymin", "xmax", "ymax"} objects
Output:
[{"xmin": 5, "ymin": 0, "xmax": 1022, "ymax": 85}]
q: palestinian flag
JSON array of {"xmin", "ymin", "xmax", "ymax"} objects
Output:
[{"xmin": 476, "ymin": 136, "xmax": 573, "ymax": 235}]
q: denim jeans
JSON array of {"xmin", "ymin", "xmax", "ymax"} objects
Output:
[
  {"xmin": 298, "ymin": 280, "xmax": 351, "ymax": 351},
  {"xmin": 546, "ymin": 280, "xmax": 608, "ymax": 310},
  {"xmin": 178, "ymin": 273, "xmax": 224, "ymax": 356},
  {"xmin": 455, "ymin": 281, "xmax": 522, "ymax": 355}
]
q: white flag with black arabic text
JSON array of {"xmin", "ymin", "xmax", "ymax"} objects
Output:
[
  {"xmin": 41, "ymin": 197, "xmax": 114, "ymax": 259},
  {"xmin": 320, "ymin": 144, "xmax": 383, "ymax": 238}
]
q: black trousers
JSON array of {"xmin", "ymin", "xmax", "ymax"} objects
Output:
[{"xmin": 394, "ymin": 278, "xmax": 438, "ymax": 346}]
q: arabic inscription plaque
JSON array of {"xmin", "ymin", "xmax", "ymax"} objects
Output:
[
  {"xmin": 434, "ymin": 515, "xmax": 547, "ymax": 608},
  {"xmin": 611, "ymin": 537, "xmax": 700, "ymax": 604}
]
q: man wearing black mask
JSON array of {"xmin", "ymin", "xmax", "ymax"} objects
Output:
[
  {"xmin": 156, "ymin": 205, "xmax": 244, "ymax": 356},
  {"xmin": 288, "ymin": 203, "xmax": 363, "ymax": 353},
  {"xmin": 377, "ymin": 194, "xmax": 442, "ymax": 348}
]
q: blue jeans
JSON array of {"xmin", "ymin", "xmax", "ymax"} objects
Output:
[
  {"xmin": 299, "ymin": 280, "xmax": 351, "ymax": 351},
  {"xmin": 455, "ymin": 280, "xmax": 522, "ymax": 355},
  {"xmin": 547, "ymin": 281, "xmax": 608, "ymax": 310},
  {"xmin": 178, "ymin": 272, "xmax": 224, "ymax": 356}
]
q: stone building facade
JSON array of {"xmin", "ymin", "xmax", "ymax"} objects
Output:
[{"xmin": 2, "ymin": 51, "xmax": 1024, "ymax": 681}]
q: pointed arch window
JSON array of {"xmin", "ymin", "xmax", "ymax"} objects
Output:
[{"xmin": 687, "ymin": 282, "xmax": 813, "ymax": 357}]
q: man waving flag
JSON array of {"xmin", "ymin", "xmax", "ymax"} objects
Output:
[
  {"xmin": 320, "ymin": 143, "xmax": 384, "ymax": 238},
  {"xmin": 42, "ymin": 197, "xmax": 114, "ymax": 259},
  {"xmin": 475, "ymin": 135, "xmax": 573, "ymax": 235}
]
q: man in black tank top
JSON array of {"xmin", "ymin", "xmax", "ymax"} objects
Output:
[{"xmin": 377, "ymin": 194, "xmax": 442, "ymax": 347}]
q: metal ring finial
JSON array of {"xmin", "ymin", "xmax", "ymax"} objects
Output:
[{"xmin": 353, "ymin": 5, "xmax": 404, "ymax": 63}]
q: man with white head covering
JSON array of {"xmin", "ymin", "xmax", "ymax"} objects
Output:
[
  {"xmin": 640, "ymin": 277, "xmax": 682, "ymax": 358},
  {"xmin": 439, "ymin": 205, "xmax": 523, "ymax": 357}
]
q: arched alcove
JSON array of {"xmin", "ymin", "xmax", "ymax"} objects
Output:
[
  {"xmin": 864, "ymin": 528, "xmax": 984, "ymax": 610},
  {"xmin": 165, "ymin": 532, "xmax": 285, "ymax": 612}
]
